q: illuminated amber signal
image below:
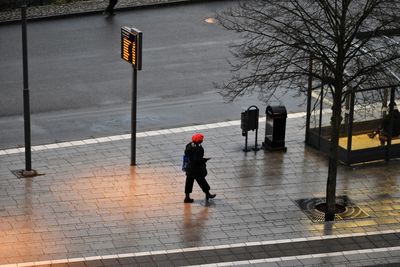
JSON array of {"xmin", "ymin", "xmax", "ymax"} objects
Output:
[
  {"xmin": 131, "ymin": 42, "xmax": 136, "ymax": 65},
  {"xmin": 122, "ymin": 37, "xmax": 132, "ymax": 62}
]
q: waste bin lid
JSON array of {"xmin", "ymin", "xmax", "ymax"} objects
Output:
[{"xmin": 266, "ymin": 105, "xmax": 287, "ymax": 118}]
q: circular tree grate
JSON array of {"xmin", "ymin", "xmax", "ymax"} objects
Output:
[{"xmin": 295, "ymin": 195, "xmax": 369, "ymax": 222}]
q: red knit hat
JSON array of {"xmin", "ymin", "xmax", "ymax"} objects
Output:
[{"xmin": 192, "ymin": 133, "xmax": 204, "ymax": 143}]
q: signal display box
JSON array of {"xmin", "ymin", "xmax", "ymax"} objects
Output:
[{"xmin": 121, "ymin": 27, "xmax": 142, "ymax": 70}]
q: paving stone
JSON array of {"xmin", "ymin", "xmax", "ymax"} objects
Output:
[
  {"xmin": 68, "ymin": 262, "xmax": 86, "ymax": 267},
  {"xmin": 277, "ymin": 259, "xmax": 304, "ymax": 267},
  {"xmin": 299, "ymin": 258, "xmax": 326, "ymax": 265},
  {"xmin": 85, "ymin": 260, "xmax": 104, "ymax": 267},
  {"xmin": 367, "ymin": 251, "xmax": 392, "ymax": 259},
  {"xmin": 51, "ymin": 264, "xmax": 69, "ymax": 267},
  {"xmin": 253, "ymin": 263, "xmax": 280, "ymax": 267},
  {"xmin": 344, "ymin": 253, "xmax": 371, "ymax": 261}
]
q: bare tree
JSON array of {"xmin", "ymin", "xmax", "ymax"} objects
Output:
[{"xmin": 218, "ymin": 0, "xmax": 400, "ymax": 221}]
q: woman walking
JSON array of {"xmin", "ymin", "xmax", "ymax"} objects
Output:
[{"xmin": 183, "ymin": 133, "xmax": 216, "ymax": 203}]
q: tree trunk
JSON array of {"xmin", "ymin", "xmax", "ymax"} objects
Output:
[{"xmin": 325, "ymin": 90, "xmax": 343, "ymax": 221}]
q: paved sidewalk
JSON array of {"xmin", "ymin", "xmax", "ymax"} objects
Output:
[
  {"xmin": 0, "ymin": 0, "xmax": 219, "ymax": 23},
  {"xmin": 1, "ymin": 113, "xmax": 400, "ymax": 266}
]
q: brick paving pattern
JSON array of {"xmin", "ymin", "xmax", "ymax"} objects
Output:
[{"xmin": 1, "ymin": 115, "xmax": 400, "ymax": 266}]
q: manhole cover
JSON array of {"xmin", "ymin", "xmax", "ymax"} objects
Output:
[{"xmin": 295, "ymin": 195, "xmax": 369, "ymax": 222}]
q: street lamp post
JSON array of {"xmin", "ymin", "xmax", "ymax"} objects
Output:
[
  {"xmin": 131, "ymin": 66, "xmax": 137, "ymax": 166},
  {"xmin": 21, "ymin": 0, "xmax": 35, "ymax": 177},
  {"xmin": 121, "ymin": 27, "xmax": 142, "ymax": 166}
]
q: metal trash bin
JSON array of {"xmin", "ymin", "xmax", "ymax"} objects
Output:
[
  {"xmin": 241, "ymin": 106, "xmax": 259, "ymax": 136},
  {"xmin": 263, "ymin": 105, "xmax": 287, "ymax": 151},
  {"xmin": 241, "ymin": 105, "xmax": 259, "ymax": 151}
]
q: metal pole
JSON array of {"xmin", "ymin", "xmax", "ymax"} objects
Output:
[
  {"xmin": 344, "ymin": 93, "xmax": 350, "ymax": 134},
  {"xmin": 318, "ymin": 85, "xmax": 324, "ymax": 149},
  {"xmin": 244, "ymin": 132, "xmax": 248, "ymax": 152},
  {"xmin": 21, "ymin": 0, "xmax": 32, "ymax": 172},
  {"xmin": 254, "ymin": 128, "xmax": 258, "ymax": 150},
  {"xmin": 305, "ymin": 54, "xmax": 313, "ymax": 142},
  {"xmin": 346, "ymin": 91, "xmax": 355, "ymax": 165},
  {"xmin": 131, "ymin": 66, "xmax": 137, "ymax": 166},
  {"xmin": 386, "ymin": 87, "xmax": 396, "ymax": 161}
]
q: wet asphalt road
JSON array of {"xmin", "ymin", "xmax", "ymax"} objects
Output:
[{"xmin": 0, "ymin": 1, "xmax": 305, "ymax": 149}]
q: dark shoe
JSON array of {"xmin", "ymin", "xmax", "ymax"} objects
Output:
[
  {"xmin": 206, "ymin": 193, "xmax": 216, "ymax": 200},
  {"xmin": 184, "ymin": 197, "xmax": 194, "ymax": 203}
]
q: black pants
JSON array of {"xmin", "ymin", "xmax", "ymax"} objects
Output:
[
  {"xmin": 105, "ymin": 0, "xmax": 118, "ymax": 13},
  {"xmin": 185, "ymin": 175, "xmax": 210, "ymax": 194}
]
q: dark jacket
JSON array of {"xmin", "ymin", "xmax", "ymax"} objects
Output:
[{"xmin": 184, "ymin": 142, "xmax": 207, "ymax": 177}]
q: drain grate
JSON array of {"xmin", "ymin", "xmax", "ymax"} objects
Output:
[
  {"xmin": 11, "ymin": 169, "xmax": 42, "ymax": 178},
  {"xmin": 11, "ymin": 169, "xmax": 27, "ymax": 178},
  {"xmin": 295, "ymin": 195, "xmax": 369, "ymax": 222}
]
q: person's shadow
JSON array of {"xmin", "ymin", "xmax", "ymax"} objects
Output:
[{"xmin": 182, "ymin": 204, "xmax": 209, "ymax": 245}]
